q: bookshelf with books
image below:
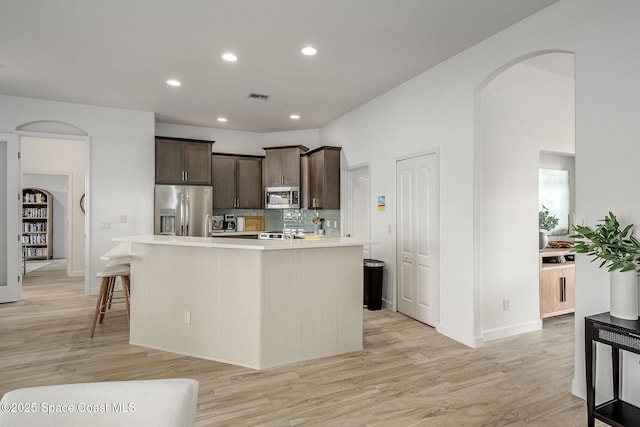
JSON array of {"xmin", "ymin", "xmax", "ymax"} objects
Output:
[{"xmin": 22, "ymin": 188, "xmax": 53, "ymax": 260}]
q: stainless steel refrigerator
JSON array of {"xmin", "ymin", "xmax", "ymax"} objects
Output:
[{"xmin": 154, "ymin": 185, "xmax": 213, "ymax": 237}]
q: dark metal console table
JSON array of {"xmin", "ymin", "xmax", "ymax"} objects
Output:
[{"xmin": 585, "ymin": 312, "xmax": 640, "ymax": 426}]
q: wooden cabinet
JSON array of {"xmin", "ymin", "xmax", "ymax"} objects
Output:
[
  {"xmin": 306, "ymin": 146, "xmax": 341, "ymax": 209},
  {"xmin": 22, "ymin": 188, "xmax": 53, "ymax": 260},
  {"xmin": 539, "ymin": 248, "xmax": 575, "ymax": 318},
  {"xmin": 264, "ymin": 146, "xmax": 307, "ymax": 187},
  {"xmin": 155, "ymin": 137, "xmax": 213, "ymax": 185},
  {"xmin": 212, "ymin": 154, "xmax": 263, "ymax": 209}
]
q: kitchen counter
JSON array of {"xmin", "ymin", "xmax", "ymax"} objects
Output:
[
  {"xmin": 117, "ymin": 234, "xmax": 364, "ymax": 369},
  {"xmin": 115, "ymin": 234, "xmax": 364, "ymax": 250}
]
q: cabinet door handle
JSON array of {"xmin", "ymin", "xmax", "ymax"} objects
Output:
[
  {"xmin": 184, "ymin": 171, "xmax": 188, "ymax": 181},
  {"xmin": 560, "ymin": 277, "xmax": 566, "ymax": 302}
]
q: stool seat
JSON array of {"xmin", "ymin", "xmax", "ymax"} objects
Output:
[{"xmin": 97, "ymin": 264, "xmax": 130, "ymax": 277}]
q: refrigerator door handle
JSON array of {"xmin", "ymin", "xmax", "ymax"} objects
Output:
[
  {"xmin": 184, "ymin": 193, "xmax": 190, "ymax": 235},
  {"xmin": 205, "ymin": 212, "xmax": 212, "ymax": 236},
  {"xmin": 179, "ymin": 192, "xmax": 185, "ymax": 235}
]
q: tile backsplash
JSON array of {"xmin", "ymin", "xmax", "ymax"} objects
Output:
[{"xmin": 213, "ymin": 208, "xmax": 341, "ymax": 236}]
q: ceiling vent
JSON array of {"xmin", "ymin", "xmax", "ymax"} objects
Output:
[{"xmin": 248, "ymin": 93, "xmax": 270, "ymax": 101}]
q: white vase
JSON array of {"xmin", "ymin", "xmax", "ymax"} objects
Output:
[
  {"xmin": 539, "ymin": 231, "xmax": 548, "ymax": 249},
  {"xmin": 610, "ymin": 270, "xmax": 639, "ymax": 320}
]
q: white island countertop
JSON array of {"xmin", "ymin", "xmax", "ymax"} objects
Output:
[{"xmin": 115, "ymin": 234, "xmax": 365, "ymax": 250}]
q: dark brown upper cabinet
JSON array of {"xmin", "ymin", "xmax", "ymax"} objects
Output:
[
  {"xmin": 305, "ymin": 146, "xmax": 341, "ymax": 209},
  {"xmin": 155, "ymin": 137, "xmax": 213, "ymax": 185},
  {"xmin": 212, "ymin": 154, "xmax": 263, "ymax": 209},
  {"xmin": 263, "ymin": 146, "xmax": 308, "ymax": 187}
]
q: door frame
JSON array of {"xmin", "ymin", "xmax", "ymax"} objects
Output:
[
  {"xmin": 343, "ymin": 162, "xmax": 371, "ymax": 253},
  {"xmin": 0, "ymin": 132, "xmax": 21, "ymax": 303},
  {"xmin": 17, "ymin": 130, "xmax": 90, "ymax": 292},
  {"xmin": 393, "ymin": 148, "xmax": 439, "ymax": 315}
]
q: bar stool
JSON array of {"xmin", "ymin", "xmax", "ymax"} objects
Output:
[{"xmin": 90, "ymin": 244, "xmax": 132, "ymax": 338}]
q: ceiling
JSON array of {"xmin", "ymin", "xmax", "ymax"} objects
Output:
[{"xmin": 0, "ymin": 0, "xmax": 559, "ymax": 133}]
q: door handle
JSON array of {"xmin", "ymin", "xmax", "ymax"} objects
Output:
[
  {"xmin": 560, "ymin": 276, "xmax": 566, "ymax": 302},
  {"xmin": 184, "ymin": 193, "xmax": 190, "ymax": 236}
]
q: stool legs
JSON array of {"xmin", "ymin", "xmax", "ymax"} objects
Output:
[
  {"xmin": 90, "ymin": 276, "xmax": 111, "ymax": 338},
  {"xmin": 90, "ymin": 274, "xmax": 131, "ymax": 338},
  {"xmin": 122, "ymin": 275, "xmax": 131, "ymax": 322}
]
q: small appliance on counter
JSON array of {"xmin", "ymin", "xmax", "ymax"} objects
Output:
[
  {"xmin": 210, "ymin": 215, "xmax": 224, "ymax": 233},
  {"xmin": 258, "ymin": 231, "xmax": 287, "ymax": 240},
  {"xmin": 224, "ymin": 214, "xmax": 236, "ymax": 231},
  {"xmin": 236, "ymin": 217, "xmax": 245, "ymax": 232}
]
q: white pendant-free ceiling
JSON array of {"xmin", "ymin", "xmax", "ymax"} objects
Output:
[{"xmin": 0, "ymin": 0, "xmax": 558, "ymax": 133}]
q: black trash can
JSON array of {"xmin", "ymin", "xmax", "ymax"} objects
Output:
[{"xmin": 363, "ymin": 259, "xmax": 384, "ymax": 310}]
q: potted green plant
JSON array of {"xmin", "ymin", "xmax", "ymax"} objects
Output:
[
  {"xmin": 539, "ymin": 205, "xmax": 559, "ymax": 249},
  {"xmin": 571, "ymin": 212, "xmax": 640, "ymax": 319}
]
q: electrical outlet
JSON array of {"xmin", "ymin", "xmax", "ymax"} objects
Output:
[
  {"xmin": 184, "ymin": 311, "xmax": 191, "ymax": 324},
  {"xmin": 120, "ymin": 215, "xmax": 127, "ymax": 223},
  {"xmin": 99, "ymin": 221, "xmax": 111, "ymax": 230},
  {"xmin": 503, "ymin": 299, "xmax": 510, "ymax": 311}
]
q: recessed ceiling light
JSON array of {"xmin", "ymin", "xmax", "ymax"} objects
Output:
[
  {"xmin": 217, "ymin": 117, "xmax": 228, "ymax": 123},
  {"xmin": 290, "ymin": 114, "xmax": 300, "ymax": 120},
  {"xmin": 166, "ymin": 79, "xmax": 181, "ymax": 87},
  {"xmin": 301, "ymin": 46, "xmax": 317, "ymax": 56},
  {"xmin": 222, "ymin": 53, "xmax": 238, "ymax": 62}
]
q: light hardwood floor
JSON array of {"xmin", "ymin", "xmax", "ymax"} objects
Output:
[{"xmin": 0, "ymin": 261, "xmax": 589, "ymax": 426}]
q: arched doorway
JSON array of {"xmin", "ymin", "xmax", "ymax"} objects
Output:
[
  {"xmin": 16, "ymin": 120, "xmax": 90, "ymax": 292},
  {"xmin": 475, "ymin": 52, "xmax": 576, "ymax": 341}
]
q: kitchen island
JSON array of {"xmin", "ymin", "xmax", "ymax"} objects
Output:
[{"xmin": 114, "ymin": 235, "xmax": 364, "ymax": 369}]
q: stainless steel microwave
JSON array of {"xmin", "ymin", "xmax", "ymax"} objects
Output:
[{"xmin": 265, "ymin": 186, "xmax": 300, "ymax": 209}]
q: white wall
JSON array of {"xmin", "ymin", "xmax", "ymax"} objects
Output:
[
  {"xmin": 262, "ymin": 129, "xmax": 320, "ymax": 150},
  {"xmin": 570, "ymin": 1, "xmax": 640, "ymax": 403},
  {"xmin": 321, "ymin": 0, "xmax": 640, "ymax": 403},
  {"xmin": 0, "ymin": 95, "xmax": 155, "ymax": 294},
  {"xmin": 479, "ymin": 59, "xmax": 575, "ymax": 340},
  {"xmin": 0, "ymin": 142, "xmax": 6, "ymax": 284},
  {"xmin": 22, "ymin": 137, "xmax": 86, "ymax": 274},
  {"xmin": 156, "ymin": 123, "xmax": 264, "ymax": 155},
  {"xmin": 156, "ymin": 123, "xmax": 320, "ymax": 155}
]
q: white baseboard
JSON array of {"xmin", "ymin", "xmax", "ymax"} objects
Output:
[
  {"xmin": 437, "ymin": 322, "xmax": 483, "ymax": 348},
  {"xmin": 571, "ymin": 378, "xmax": 585, "ymax": 400},
  {"xmin": 482, "ymin": 319, "xmax": 542, "ymax": 342}
]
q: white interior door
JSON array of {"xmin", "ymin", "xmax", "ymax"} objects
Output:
[
  {"xmin": 345, "ymin": 165, "xmax": 371, "ymax": 257},
  {"xmin": 0, "ymin": 133, "xmax": 22, "ymax": 303},
  {"xmin": 396, "ymin": 153, "xmax": 439, "ymax": 326}
]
